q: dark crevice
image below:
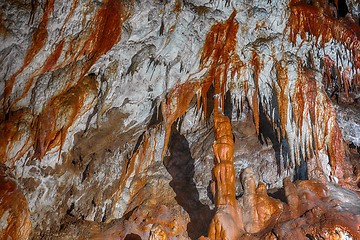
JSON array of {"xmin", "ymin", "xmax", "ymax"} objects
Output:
[
  {"xmin": 268, "ymin": 187, "xmax": 287, "ymax": 203},
  {"xmin": 206, "ymin": 84, "xmax": 215, "ymax": 121},
  {"xmin": 132, "ymin": 132, "xmax": 145, "ymax": 156},
  {"xmin": 267, "ymin": 188, "xmax": 287, "ymax": 203},
  {"xmin": 224, "ymin": 90, "xmax": 233, "ymax": 120},
  {"xmin": 59, "ymin": 223, "xmax": 65, "ymax": 231},
  {"xmin": 258, "ymin": 101, "xmax": 282, "ymax": 176},
  {"xmin": 101, "ymin": 212, "xmax": 107, "ymax": 223},
  {"xmin": 122, "ymin": 206, "xmax": 138, "ymax": 221},
  {"xmin": 148, "ymin": 99, "xmax": 163, "ymax": 128},
  {"xmin": 81, "ymin": 163, "xmax": 90, "ymax": 183},
  {"xmin": 295, "ymin": 146, "xmax": 308, "ymax": 180},
  {"xmin": 206, "ymin": 181, "xmax": 214, "ymax": 204},
  {"xmin": 349, "ymin": 142, "xmax": 360, "ymax": 154},
  {"xmin": 124, "ymin": 233, "xmax": 142, "ymax": 240},
  {"xmin": 164, "ymin": 126, "xmax": 214, "ymax": 239},
  {"xmin": 66, "ymin": 202, "xmax": 75, "ymax": 217},
  {"xmin": 337, "ymin": 0, "xmax": 348, "ymax": 18},
  {"xmin": 101, "ymin": 202, "xmax": 112, "ymax": 223},
  {"xmin": 306, "ymin": 233, "xmax": 316, "ymax": 240},
  {"xmin": 281, "ymin": 138, "xmax": 291, "ymax": 169}
]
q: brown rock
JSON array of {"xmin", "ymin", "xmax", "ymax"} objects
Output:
[
  {"xmin": 274, "ymin": 179, "xmax": 360, "ymax": 239},
  {"xmin": 213, "ymin": 162, "xmax": 236, "ymax": 207},
  {"xmin": 0, "ymin": 164, "xmax": 32, "ymax": 240},
  {"xmin": 208, "ymin": 205, "xmax": 244, "ymax": 240},
  {"xmin": 283, "ymin": 177, "xmax": 301, "ymax": 218},
  {"xmin": 240, "ymin": 168, "xmax": 283, "ymax": 234}
]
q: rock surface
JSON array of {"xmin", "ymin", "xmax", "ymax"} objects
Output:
[
  {"xmin": 0, "ymin": 0, "xmax": 359, "ymax": 239},
  {"xmin": 0, "ymin": 164, "xmax": 32, "ymax": 240}
]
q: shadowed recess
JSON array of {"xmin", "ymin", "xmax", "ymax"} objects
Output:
[
  {"xmin": 258, "ymin": 101, "xmax": 282, "ymax": 176},
  {"xmin": 164, "ymin": 126, "xmax": 214, "ymax": 239},
  {"xmin": 124, "ymin": 233, "xmax": 142, "ymax": 240}
]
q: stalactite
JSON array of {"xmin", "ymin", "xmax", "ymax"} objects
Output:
[
  {"xmin": 275, "ymin": 60, "xmax": 289, "ymax": 138},
  {"xmin": 161, "ymin": 9, "xmax": 242, "ymax": 159},
  {"xmin": 290, "ymin": 62, "xmax": 358, "ymax": 188},
  {"xmin": 4, "ymin": 0, "xmax": 56, "ymax": 108},
  {"xmin": 250, "ymin": 51, "xmax": 261, "ymax": 135},
  {"xmin": 323, "ymin": 54, "xmax": 336, "ymax": 88},
  {"xmin": 161, "ymin": 81, "xmax": 200, "ymax": 159},
  {"xmin": 293, "ymin": 62, "xmax": 305, "ymax": 137},
  {"xmin": 34, "ymin": 74, "xmax": 97, "ymax": 159},
  {"xmin": 288, "ymin": 0, "xmax": 360, "ymax": 95},
  {"xmin": 199, "ymin": 10, "xmax": 242, "ymax": 117},
  {"xmin": 341, "ymin": 68, "xmax": 352, "ymax": 98},
  {"xmin": 292, "ymin": 67, "xmax": 318, "ymax": 168},
  {"xmin": 1, "ymin": 0, "xmax": 359, "ymax": 238},
  {"xmin": 0, "ymin": 109, "xmax": 34, "ymax": 167},
  {"xmin": 110, "ymin": 132, "xmax": 150, "ymax": 221}
]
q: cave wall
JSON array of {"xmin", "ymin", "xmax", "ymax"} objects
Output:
[{"xmin": 0, "ymin": 0, "xmax": 359, "ymax": 239}]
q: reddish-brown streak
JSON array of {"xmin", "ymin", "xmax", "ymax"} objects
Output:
[
  {"xmin": 250, "ymin": 51, "xmax": 260, "ymax": 135},
  {"xmin": 288, "ymin": 1, "xmax": 360, "ymax": 95},
  {"xmin": 34, "ymin": 75, "xmax": 97, "ymax": 159},
  {"xmin": 4, "ymin": 0, "xmax": 55, "ymax": 103}
]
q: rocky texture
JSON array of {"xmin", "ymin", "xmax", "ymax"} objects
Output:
[
  {"xmin": 0, "ymin": 164, "xmax": 32, "ymax": 240},
  {"xmin": 273, "ymin": 178, "xmax": 360, "ymax": 239},
  {"xmin": 202, "ymin": 168, "xmax": 360, "ymax": 239},
  {"xmin": 0, "ymin": 0, "xmax": 360, "ymax": 239}
]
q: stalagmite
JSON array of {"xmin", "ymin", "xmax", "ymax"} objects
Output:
[
  {"xmin": 198, "ymin": 11, "xmax": 244, "ymax": 239},
  {"xmin": 240, "ymin": 169, "xmax": 283, "ymax": 235},
  {"xmin": 208, "ymin": 111, "xmax": 242, "ymax": 239}
]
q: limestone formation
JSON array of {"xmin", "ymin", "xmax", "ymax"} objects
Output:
[
  {"xmin": 0, "ymin": 164, "xmax": 32, "ymax": 240},
  {"xmin": 0, "ymin": 0, "xmax": 359, "ymax": 239}
]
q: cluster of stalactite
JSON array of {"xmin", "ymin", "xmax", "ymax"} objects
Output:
[
  {"xmin": 159, "ymin": 10, "xmax": 359, "ymax": 239},
  {"xmin": 0, "ymin": 74, "xmax": 97, "ymax": 166},
  {"xmin": 289, "ymin": 0, "xmax": 360, "ymax": 99},
  {"xmin": 196, "ymin": 10, "xmax": 358, "ymax": 239},
  {"xmin": 0, "ymin": 1, "xmax": 130, "ymax": 237},
  {"xmin": 1, "ymin": 0, "xmax": 130, "ymax": 163},
  {"xmin": 287, "ymin": 0, "xmax": 359, "ymax": 188},
  {"xmin": 292, "ymin": 67, "xmax": 357, "ymax": 187}
]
